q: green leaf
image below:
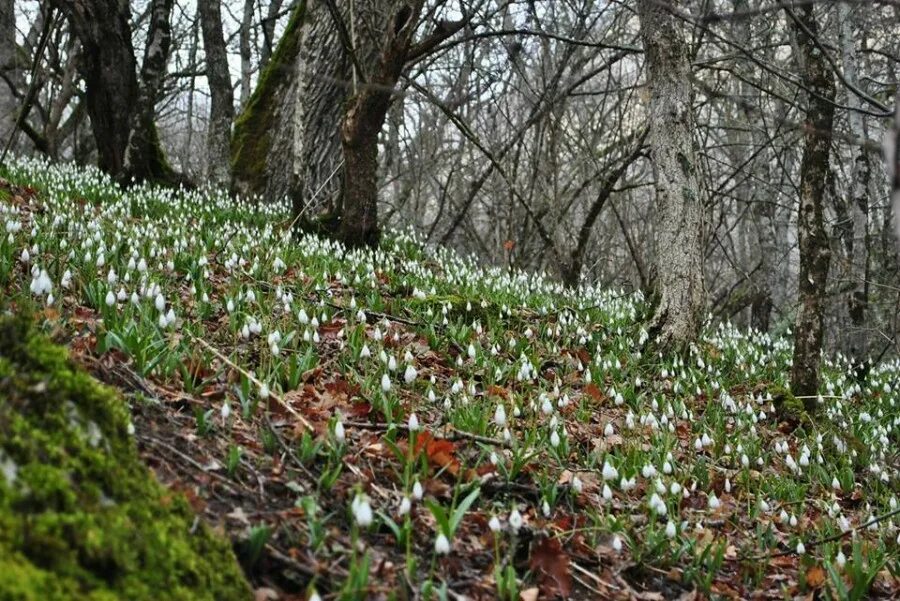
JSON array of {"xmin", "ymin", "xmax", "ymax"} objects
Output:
[{"xmin": 449, "ymin": 488, "xmax": 480, "ymax": 535}]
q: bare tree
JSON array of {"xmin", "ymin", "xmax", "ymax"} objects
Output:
[
  {"xmin": 636, "ymin": 0, "xmax": 706, "ymax": 350},
  {"xmin": 789, "ymin": 3, "xmax": 835, "ymax": 405},
  {"xmin": 197, "ymin": 0, "xmax": 234, "ymax": 188}
]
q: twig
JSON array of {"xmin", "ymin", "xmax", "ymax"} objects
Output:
[
  {"xmin": 342, "ymin": 420, "xmax": 505, "ymax": 447},
  {"xmin": 748, "ymin": 506, "xmax": 900, "ymax": 560},
  {"xmin": 184, "ymin": 330, "xmax": 314, "ymax": 431}
]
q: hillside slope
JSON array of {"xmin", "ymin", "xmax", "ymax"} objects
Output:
[{"xmin": 1, "ymin": 157, "xmax": 898, "ymax": 599}]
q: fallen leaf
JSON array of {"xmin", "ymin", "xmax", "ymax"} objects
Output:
[
  {"xmin": 529, "ymin": 536, "xmax": 572, "ymax": 598},
  {"xmin": 519, "ymin": 588, "xmax": 539, "ymax": 601},
  {"xmin": 805, "ymin": 565, "xmax": 826, "ymax": 588}
]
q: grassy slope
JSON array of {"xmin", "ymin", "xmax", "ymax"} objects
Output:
[{"xmin": 0, "ymin": 157, "xmax": 898, "ymax": 599}]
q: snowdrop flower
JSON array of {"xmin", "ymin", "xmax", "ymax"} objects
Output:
[
  {"xmin": 665, "ymin": 520, "xmax": 677, "ymax": 538},
  {"xmin": 105, "ymin": 290, "xmax": 116, "ymax": 307},
  {"xmin": 604, "ymin": 422, "xmax": 615, "ymax": 437},
  {"xmin": 550, "ymin": 429, "xmax": 560, "ymax": 448},
  {"xmin": 611, "ymin": 535, "xmax": 623, "ymax": 552},
  {"xmin": 602, "ymin": 483, "xmax": 613, "ymax": 501},
  {"xmin": 412, "ymin": 480, "xmax": 423, "ymax": 500},
  {"xmin": 435, "ymin": 533, "xmax": 450, "ymax": 554},
  {"xmin": 572, "ymin": 475, "xmax": 583, "ymax": 494},
  {"xmin": 489, "ymin": 516, "xmax": 502, "ymax": 532},
  {"xmin": 352, "ymin": 495, "xmax": 373, "ymax": 527},
  {"xmin": 602, "ymin": 461, "xmax": 618, "ymax": 481},
  {"xmin": 835, "ymin": 549, "xmax": 846, "ymax": 568},
  {"xmin": 542, "ymin": 500, "xmax": 551, "ymax": 516},
  {"xmin": 407, "ymin": 413, "xmax": 420, "ymax": 431},
  {"xmin": 404, "ymin": 364, "xmax": 417, "ymax": 384},
  {"xmin": 796, "ymin": 541, "xmax": 806, "ymax": 555},
  {"xmin": 508, "ymin": 508, "xmax": 523, "ymax": 531},
  {"xmin": 258, "ymin": 383, "xmax": 270, "ymax": 400},
  {"xmin": 832, "ymin": 476, "xmax": 841, "ymax": 491},
  {"xmin": 334, "ymin": 420, "xmax": 346, "ymax": 443},
  {"xmin": 494, "ymin": 404, "xmax": 506, "ymax": 427},
  {"xmin": 381, "ymin": 373, "xmax": 391, "ymax": 392},
  {"xmin": 708, "ymin": 492, "xmax": 720, "ymax": 510},
  {"xmin": 398, "ymin": 496, "xmax": 411, "ymax": 516},
  {"xmin": 360, "ymin": 344, "xmax": 371, "ymax": 359}
]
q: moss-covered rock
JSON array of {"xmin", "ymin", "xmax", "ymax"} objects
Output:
[{"xmin": 0, "ymin": 317, "xmax": 251, "ymax": 601}]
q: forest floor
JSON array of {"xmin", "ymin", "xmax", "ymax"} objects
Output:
[{"xmin": 1, "ymin": 157, "xmax": 899, "ymax": 600}]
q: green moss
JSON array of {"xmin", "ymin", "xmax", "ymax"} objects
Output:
[
  {"xmin": 0, "ymin": 317, "xmax": 251, "ymax": 601},
  {"xmin": 770, "ymin": 384, "xmax": 811, "ymax": 425},
  {"xmin": 231, "ymin": 1, "xmax": 307, "ymax": 196}
]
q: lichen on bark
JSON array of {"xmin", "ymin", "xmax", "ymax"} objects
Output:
[{"xmin": 0, "ymin": 316, "xmax": 251, "ymax": 600}]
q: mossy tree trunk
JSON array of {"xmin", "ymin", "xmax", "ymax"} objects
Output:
[
  {"xmin": 636, "ymin": 0, "xmax": 707, "ymax": 351},
  {"xmin": 789, "ymin": 3, "xmax": 835, "ymax": 407}
]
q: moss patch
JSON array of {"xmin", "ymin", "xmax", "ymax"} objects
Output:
[{"xmin": 0, "ymin": 317, "xmax": 251, "ymax": 600}]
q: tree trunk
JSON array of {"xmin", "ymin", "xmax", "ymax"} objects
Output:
[
  {"xmin": 197, "ymin": 0, "xmax": 234, "ymax": 189},
  {"xmin": 838, "ymin": 1, "xmax": 870, "ymax": 360},
  {"xmin": 239, "ymin": 0, "xmax": 254, "ymax": 108},
  {"xmin": 124, "ymin": 0, "xmax": 179, "ymax": 185},
  {"xmin": 52, "ymin": 0, "xmax": 138, "ymax": 178},
  {"xmin": 259, "ymin": 0, "xmax": 285, "ymax": 70},
  {"xmin": 0, "ymin": 0, "xmax": 16, "ymax": 145},
  {"xmin": 790, "ymin": 3, "xmax": 835, "ymax": 406},
  {"xmin": 338, "ymin": 1, "xmax": 425, "ymax": 248},
  {"xmin": 636, "ymin": 0, "xmax": 706, "ymax": 351}
]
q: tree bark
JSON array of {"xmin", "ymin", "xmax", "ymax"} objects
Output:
[
  {"xmin": 51, "ymin": 0, "xmax": 138, "ymax": 178},
  {"xmin": 239, "ymin": 0, "xmax": 254, "ymax": 108},
  {"xmin": 197, "ymin": 0, "xmax": 234, "ymax": 189},
  {"xmin": 124, "ymin": 0, "xmax": 179, "ymax": 185},
  {"xmin": 789, "ymin": 3, "xmax": 835, "ymax": 406},
  {"xmin": 837, "ymin": 1, "xmax": 870, "ymax": 360},
  {"xmin": 636, "ymin": 0, "xmax": 706, "ymax": 351},
  {"xmin": 338, "ymin": 1, "xmax": 425, "ymax": 248},
  {"xmin": 0, "ymin": 0, "xmax": 16, "ymax": 144}
]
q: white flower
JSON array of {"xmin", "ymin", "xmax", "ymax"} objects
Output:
[
  {"xmin": 407, "ymin": 413, "xmax": 420, "ymax": 431},
  {"xmin": 352, "ymin": 495, "xmax": 373, "ymax": 527},
  {"xmin": 105, "ymin": 290, "xmax": 116, "ymax": 307},
  {"xmin": 334, "ymin": 420, "xmax": 346, "ymax": 443},
  {"xmin": 708, "ymin": 492, "xmax": 720, "ymax": 509},
  {"xmin": 550, "ymin": 430, "xmax": 560, "ymax": 447},
  {"xmin": 665, "ymin": 520, "xmax": 677, "ymax": 538},
  {"xmin": 494, "ymin": 404, "xmax": 507, "ymax": 427},
  {"xmin": 508, "ymin": 508, "xmax": 523, "ymax": 531},
  {"xmin": 221, "ymin": 402, "xmax": 231, "ymax": 420},
  {"xmin": 360, "ymin": 344, "xmax": 371, "ymax": 359},
  {"xmin": 832, "ymin": 476, "xmax": 841, "ymax": 491},
  {"xmin": 435, "ymin": 533, "xmax": 450, "ymax": 554},
  {"xmin": 602, "ymin": 461, "xmax": 618, "ymax": 481},
  {"xmin": 611, "ymin": 535, "xmax": 622, "ymax": 552},
  {"xmin": 155, "ymin": 293, "xmax": 165, "ymax": 312},
  {"xmin": 412, "ymin": 480, "xmax": 423, "ymax": 500},
  {"xmin": 381, "ymin": 373, "xmax": 392, "ymax": 392},
  {"xmin": 489, "ymin": 516, "xmax": 502, "ymax": 532},
  {"xmin": 399, "ymin": 496, "xmax": 411, "ymax": 516},
  {"xmin": 258, "ymin": 383, "xmax": 270, "ymax": 400},
  {"xmin": 796, "ymin": 541, "xmax": 806, "ymax": 555},
  {"xmin": 835, "ymin": 549, "xmax": 846, "ymax": 568},
  {"xmin": 572, "ymin": 475, "xmax": 583, "ymax": 494},
  {"xmin": 404, "ymin": 364, "xmax": 417, "ymax": 384}
]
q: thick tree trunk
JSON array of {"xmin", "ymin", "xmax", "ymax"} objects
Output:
[
  {"xmin": 338, "ymin": 1, "xmax": 425, "ymax": 248},
  {"xmin": 124, "ymin": 0, "xmax": 178, "ymax": 185},
  {"xmin": 197, "ymin": 0, "xmax": 234, "ymax": 189},
  {"xmin": 232, "ymin": 0, "xmax": 352, "ymax": 220},
  {"xmin": 838, "ymin": 1, "xmax": 870, "ymax": 360},
  {"xmin": 636, "ymin": 0, "xmax": 706, "ymax": 351},
  {"xmin": 790, "ymin": 4, "xmax": 835, "ymax": 406},
  {"xmin": 52, "ymin": 0, "xmax": 138, "ymax": 178}
]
